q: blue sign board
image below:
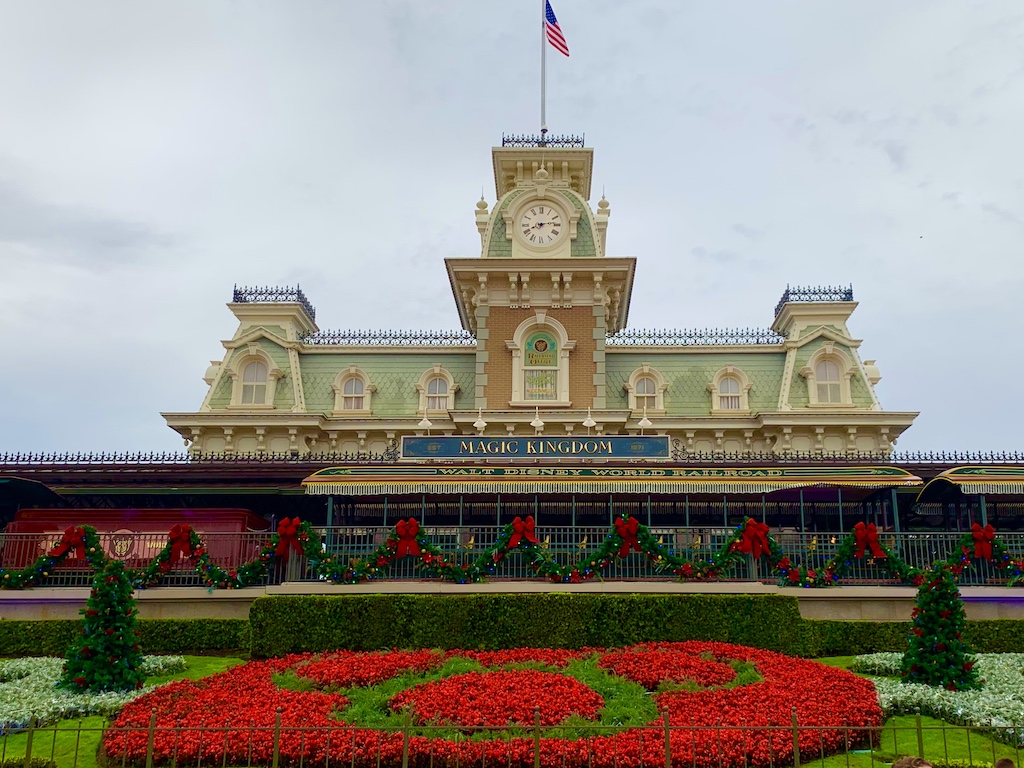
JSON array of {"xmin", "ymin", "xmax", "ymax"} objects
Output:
[{"xmin": 401, "ymin": 435, "xmax": 670, "ymax": 460}]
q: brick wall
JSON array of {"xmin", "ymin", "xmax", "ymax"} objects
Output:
[{"xmin": 483, "ymin": 306, "xmax": 597, "ymax": 409}]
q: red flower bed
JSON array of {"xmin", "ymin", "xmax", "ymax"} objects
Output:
[
  {"xmin": 597, "ymin": 644, "xmax": 737, "ymax": 690},
  {"xmin": 296, "ymin": 649, "xmax": 445, "ymax": 687},
  {"xmin": 389, "ymin": 669, "xmax": 603, "ymax": 727},
  {"xmin": 461, "ymin": 648, "xmax": 584, "ymax": 668},
  {"xmin": 104, "ymin": 643, "xmax": 881, "ymax": 768}
]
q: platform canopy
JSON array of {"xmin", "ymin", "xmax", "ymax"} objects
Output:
[
  {"xmin": 917, "ymin": 466, "xmax": 1024, "ymax": 502},
  {"xmin": 302, "ymin": 465, "xmax": 921, "ymax": 497}
]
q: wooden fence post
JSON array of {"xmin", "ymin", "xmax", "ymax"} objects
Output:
[
  {"xmin": 272, "ymin": 707, "xmax": 283, "ymax": 768},
  {"xmin": 145, "ymin": 709, "xmax": 157, "ymax": 768},
  {"xmin": 791, "ymin": 708, "xmax": 801, "ymax": 768}
]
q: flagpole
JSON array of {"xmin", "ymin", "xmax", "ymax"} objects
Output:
[{"xmin": 540, "ymin": 0, "xmax": 547, "ymax": 140}]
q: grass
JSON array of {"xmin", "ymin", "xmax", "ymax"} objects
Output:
[{"xmin": 0, "ymin": 656, "xmax": 245, "ymax": 768}]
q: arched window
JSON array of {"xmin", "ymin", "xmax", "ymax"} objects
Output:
[
  {"xmin": 800, "ymin": 345, "xmax": 855, "ymax": 407},
  {"xmin": 228, "ymin": 346, "xmax": 283, "ymax": 409},
  {"xmin": 508, "ymin": 313, "xmax": 575, "ymax": 407},
  {"xmin": 718, "ymin": 376, "xmax": 741, "ymax": 410},
  {"xmin": 416, "ymin": 366, "xmax": 458, "ymax": 413},
  {"xmin": 241, "ymin": 361, "xmax": 268, "ymax": 405},
  {"xmin": 815, "ymin": 360, "xmax": 841, "ymax": 404},
  {"xmin": 426, "ymin": 376, "xmax": 449, "ymax": 410},
  {"xmin": 708, "ymin": 367, "xmax": 752, "ymax": 414},
  {"xmin": 624, "ymin": 365, "xmax": 667, "ymax": 413},
  {"xmin": 332, "ymin": 367, "xmax": 375, "ymax": 415},
  {"xmin": 343, "ymin": 377, "xmax": 365, "ymax": 409}
]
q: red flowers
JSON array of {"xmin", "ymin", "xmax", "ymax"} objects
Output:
[
  {"xmin": 104, "ymin": 643, "xmax": 881, "ymax": 768},
  {"xmin": 390, "ymin": 670, "xmax": 603, "ymax": 727},
  {"xmin": 598, "ymin": 645, "xmax": 736, "ymax": 690},
  {"xmin": 297, "ymin": 650, "xmax": 445, "ymax": 688}
]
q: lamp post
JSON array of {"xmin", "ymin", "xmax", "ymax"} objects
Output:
[
  {"xmin": 418, "ymin": 416, "xmax": 433, "ymax": 435},
  {"xmin": 473, "ymin": 408, "xmax": 487, "ymax": 434},
  {"xmin": 582, "ymin": 408, "xmax": 596, "ymax": 436}
]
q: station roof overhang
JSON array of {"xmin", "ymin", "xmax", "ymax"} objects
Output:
[
  {"xmin": 916, "ymin": 466, "xmax": 1024, "ymax": 503},
  {"xmin": 302, "ymin": 464, "xmax": 921, "ymax": 497}
]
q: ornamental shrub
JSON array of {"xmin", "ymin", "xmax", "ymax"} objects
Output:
[
  {"xmin": 900, "ymin": 564, "xmax": 981, "ymax": 690},
  {"xmin": 58, "ymin": 561, "xmax": 145, "ymax": 693}
]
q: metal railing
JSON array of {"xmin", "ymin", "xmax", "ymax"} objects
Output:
[
  {"xmin": 3, "ymin": 713, "xmax": 1021, "ymax": 768},
  {"xmin": 4, "ymin": 529, "xmax": 1020, "ymax": 587},
  {"xmin": 775, "ymin": 284, "xmax": 855, "ymax": 316},
  {"xmin": 231, "ymin": 284, "xmax": 316, "ymax": 321},
  {"xmin": 607, "ymin": 328, "xmax": 786, "ymax": 346}
]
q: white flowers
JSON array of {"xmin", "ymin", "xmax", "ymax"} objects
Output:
[
  {"xmin": 0, "ymin": 655, "xmax": 186, "ymax": 732},
  {"xmin": 855, "ymin": 652, "xmax": 1024, "ymax": 745}
]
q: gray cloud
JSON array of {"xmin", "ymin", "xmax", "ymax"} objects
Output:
[{"xmin": 0, "ymin": 178, "xmax": 171, "ymax": 267}]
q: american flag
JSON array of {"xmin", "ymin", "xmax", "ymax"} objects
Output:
[{"xmin": 545, "ymin": 1, "xmax": 570, "ymax": 57}]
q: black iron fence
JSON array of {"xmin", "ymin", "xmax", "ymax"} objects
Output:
[{"xmin": 2, "ymin": 712, "xmax": 1021, "ymax": 768}]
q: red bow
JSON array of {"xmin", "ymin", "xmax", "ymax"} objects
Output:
[
  {"xmin": 168, "ymin": 524, "xmax": 194, "ymax": 560},
  {"xmin": 853, "ymin": 522, "xmax": 885, "ymax": 559},
  {"xmin": 49, "ymin": 526, "xmax": 86, "ymax": 560},
  {"xmin": 274, "ymin": 517, "xmax": 304, "ymax": 560},
  {"xmin": 508, "ymin": 516, "xmax": 539, "ymax": 548},
  {"xmin": 737, "ymin": 519, "xmax": 770, "ymax": 559},
  {"xmin": 971, "ymin": 522, "xmax": 996, "ymax": 561},
  {"xmin": 395, "ymin": 518, "xmax": 421, "ymax": 557},
  {"xmin": 614, "ymin": 516, "xmax": 642, "ymax": 557}
]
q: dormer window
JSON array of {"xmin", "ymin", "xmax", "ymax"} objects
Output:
[
  {"xmin": 718, "ymin": 376, "xmax": 741, "ymax": 410},
  {"xmin": 343, "ymin": 377, "xmax": 365, "ymax": 410},
  {"xmin": 426, "ymin": 377, "xmax": 449, "ymax": 410},
  {"xmin": 417, "ymin": 366, "xmax": 459, "ymax": 414},
  {"xmin": 241, "ymin": 361, "xmax": 268, "ymax": 405},
  {"xmin": 227, "ymin": 346, "xmax": 283, "ymax": 409},
  {"xmin": 507, "ymin": 313, "xmax": 575, "ymax": 407},
  {"xmin": 708, "ymin": 367, "xmax": 752, "ymax": 415},
  {"xmin": 624, "ymin": 365, "xmax": 667, "ymax": 414},
  {"xmin": 800, "ymin": 344, "xmax": 856, "ymax": 407},
  {"xmin": 815, "ymin": 360, "xmax": 841, "ymax": 404},
  {"xmin": 332, "ymin": 367, "xmax": 375, "ymax": 416}
]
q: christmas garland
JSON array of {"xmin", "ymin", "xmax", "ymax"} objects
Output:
[{"xmin": 1, "ymin": 516, "xmax": 1021, "ymax": 590}]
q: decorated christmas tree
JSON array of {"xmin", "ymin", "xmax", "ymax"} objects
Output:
[
  {"xmin": 59, "ymin": 560, "xmax": 145, "ymax": 692},
  {"xmin": 900, "ymin": 563, "xmax": 980, "ymax": 690}
]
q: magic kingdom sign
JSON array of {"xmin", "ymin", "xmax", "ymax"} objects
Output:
[{"xmin": 401, "ymin": 435, "xmax": 671, "ymax": 460}]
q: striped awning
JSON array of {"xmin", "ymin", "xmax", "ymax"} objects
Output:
[
  {"xmin": 917, "ymin": 466, "xmax": 1024, "ymax": 501},
  {"xmin": 302, "ymin": 465, "xmax": 922, "ymax": 497}
]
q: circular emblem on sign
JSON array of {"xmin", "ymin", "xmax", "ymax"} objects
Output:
[
  {"xmin": 533, "ymin": 339, "xmax": 549, "ymax": 352},
  {"xmin": 110, "ymin": 529, "xmax": 136, "ymax": 559}
]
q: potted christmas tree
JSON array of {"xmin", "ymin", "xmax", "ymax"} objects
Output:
[
  {"xmin": 59, "ymin": 560, "xmax": 145, "ymax": 692},
  {"xmin": 900, "ymin": 563, "xmax": 980, "ymax": 691}
]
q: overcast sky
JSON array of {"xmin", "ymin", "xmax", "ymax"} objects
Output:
[{"xmin": 0, "ymin": 1, "xmax": 1022, "ymax": 454}]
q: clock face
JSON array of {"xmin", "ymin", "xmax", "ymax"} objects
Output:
[{"xmin": 518, "ymin": 204, "xmax": 565, "ymax": 247}]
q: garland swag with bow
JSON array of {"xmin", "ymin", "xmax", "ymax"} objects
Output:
[{"xmin": 1, "ymin": 516, "xmax": 1020, "ymax": 590}]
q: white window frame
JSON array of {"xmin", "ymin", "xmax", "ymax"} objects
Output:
[
  {"xmin": 416, "ymin": 365, "xmax": 459, "ymax": 415},
  {"xmin": 800, "ymin": 343, "xmax": 855, "ymax": 407},
  {"xmin": 226, "ymin": 345, "xmax": 283, "ymax": 410},
  {"xmin": 505, "ymin": 312, "xmax": 576, "ymax": 407},
  {"xmin": 623, "ymin": 364, "xmax": 668, "ymax": 414},
  {"xmin": 332, "ymin": 366, "xmax": 375, "ymax": 416},
  {"xmin": 707, "ymin": 366, "xmax": 752, "ymax": 415}
]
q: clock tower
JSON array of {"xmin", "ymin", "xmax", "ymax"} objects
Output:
[{"xmin": 446, "ymin": 136, "xmax": 636, "ymax": 432}]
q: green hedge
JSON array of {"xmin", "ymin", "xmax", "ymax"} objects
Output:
[
  {"xmin": 249, "ymin": 594, "xmax": 810, "ymax": 657},
  {"xmin": 4, "ymin": 598, "xmax": 1023, "ymax": 659},
  {"xmin": 0, "ymin": 619, "xmax": 250, "ymax": 657}
]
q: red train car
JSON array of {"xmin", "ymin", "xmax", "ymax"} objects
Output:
[{"xmin": 1, "ymin": 508, "xmax": 271, "ymax": 573}]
